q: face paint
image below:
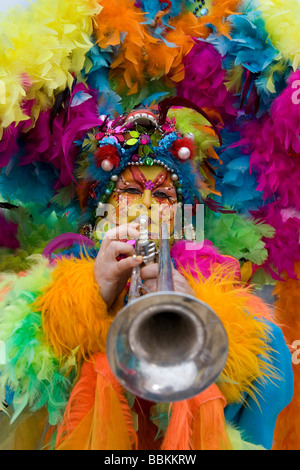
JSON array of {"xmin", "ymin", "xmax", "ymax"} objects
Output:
[{"xmin": 107, "ymin": 165, "xmax": 178, "ymax": 239}]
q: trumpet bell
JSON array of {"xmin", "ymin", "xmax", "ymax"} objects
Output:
[{"xmin": 106, "ymin": 291, "xmax": 228, "ymax": 402}]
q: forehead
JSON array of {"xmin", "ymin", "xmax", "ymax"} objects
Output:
[{"xmin": 121, "ymin": 165, "xmax": 170, "ymax": 182}]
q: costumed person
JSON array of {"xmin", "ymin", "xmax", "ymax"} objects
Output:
[
  {"xmin": 0, "ymin": 102, "xmax": 294, "ymax": 451},
  {"xmin": 0, "ymin": 0, "xmax": 298, "ymax": 451}
]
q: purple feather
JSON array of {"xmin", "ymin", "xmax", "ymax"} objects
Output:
[
  {"xmin": 4, "ymin": 83, "xmax": 103, "ymax": 188},
  {"xmin": 237, "ymin": 70, "xmax": 300, "ymax": 211},
  {"xmin": 176, "ymin": 41, "xmax": 238, "ymax": 123},
  {"xmin": 42, "ymin": 233, "xmax": 95, "ymax": 260},
  {"xmin": 251, "ymin": 203, "xmax": 300, "ymax": 280},
  {"xmin": 0, "ymin": 210, "xmax": 19, "ymax": 249}
]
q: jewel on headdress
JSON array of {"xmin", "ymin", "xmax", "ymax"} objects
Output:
[
  {"xmin": 101, "ymin": 160, "xmax": 114, "ymax": 172},
  {"xmin": 131, "ymin": 154, "xmax": 140, "ymax": 163},
  {"xmin": 94, "ymin": 144, "xmax": 120, "ymax": 172},
  {"xmin": 79, "ymin": 223, "xmax": 93, "ymax": 239},
  {"xmin": 144, "ymin": 156, "xmax": 154, "ymax": 166},
  {"xmin": 178, "ymin": 147, "xmax": 191, "ymax": 160},
  {"xmin": 88, "ymin": 182, "xmax": 98, "ymax": 200},
  {"xmin": 170, "ymin": 137, "xmax": 196, "ymax": 161},
  {"xmin": 184, "ymin": 132, "xmax": 195, "ymax": 142},
  {"xmin": 140, "ymin": 134, "xmax": 151, "ymax": 145}
]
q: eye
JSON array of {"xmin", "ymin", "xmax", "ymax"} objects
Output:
[
  {"xmin": 123, "ymin": 187, "xmax": 142, "ymax": 195},
  {"xmin": 153, "ymin": 191, "xmax": 170, "ymax": 200}
]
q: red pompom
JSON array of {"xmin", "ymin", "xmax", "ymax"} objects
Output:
[
  {"xmin": 170, "ymin": 137, "xmax": 196, "ymax": 161},
  {"xmin": 94, "ymin": 144, "xmax": 120, "ymax": 170}
]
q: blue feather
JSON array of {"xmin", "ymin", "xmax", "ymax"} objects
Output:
[
  {"xmin": 205, "ymin": 10, "xmax": 288, "ymax": 116},
  {"xmin": 141, "ymin": 92, "xmax": 169, "ymax": 107},
  {"xmin": 70, "ymin": 91, "xmax": 93, "ymax": 108},
  {"xmin": 82, "ymin": 42, "xmax": 123, "ymax": 116},
  {"xmin": 0, "ymin": 159, "xmax": 58, "ymax": 205},
  {"xmin": 207, "ymin": 12, "xmax": 280, "ymax": 74},
  {"xmin": 213, "ymin": 126, "xmax": 265, "ymax": 213}
]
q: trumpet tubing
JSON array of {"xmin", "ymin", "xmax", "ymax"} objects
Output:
[{"xmin": 106, "ymin": 220, "xmax": 228, "ymax": 402}]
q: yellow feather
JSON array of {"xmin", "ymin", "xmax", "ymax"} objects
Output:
[
  {"xmin": 224, "ymin": 65, "xmax": 244, "ymax": 94},
  {"xmin": 0, "ymin": 0, "xmax": 101, "ymax": 132},
  {"xmin": 255, "ymin": 0, "xmax": 300, "ymax": 70}
]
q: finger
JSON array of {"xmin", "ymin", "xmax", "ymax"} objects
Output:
[
  {"xmin": 116, "ymin": 255, "xmax": 144, "ymax": 273},
  {"xmin": 106, "ymin": 241, "xmax": 136, "ymax": 259},
  {"xmin": 140, "ymin": 263, "xmax": 159, "ymax": 280},
  {"xmin": 142, "ymin": 279, "xmax": 157, "ymax": 293},
  {"xmin": 103, "ymin": 223, "xmax": 140, "ymax": 245}
]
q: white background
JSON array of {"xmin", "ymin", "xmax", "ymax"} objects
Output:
[{"xmin": 0, "ymin": 0, "xmax": 34, "ymax": 13}]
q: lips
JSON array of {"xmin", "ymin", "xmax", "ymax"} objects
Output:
[{"xmin": 125, "ymin": 109, "xmax": 158, "ymax": 127}]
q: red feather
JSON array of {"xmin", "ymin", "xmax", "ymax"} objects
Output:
[
  {"xmin": 94, "ymin": 144, "xmax": 120, "ymax": 168},
  {"xmin": 170, "ymin": 137, "xmax": 196, "ymax": 160}
]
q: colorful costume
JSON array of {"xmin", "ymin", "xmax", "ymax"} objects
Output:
[{"xmin": 0, "ymin": 0, "xmax": 298, "ymax": 450}]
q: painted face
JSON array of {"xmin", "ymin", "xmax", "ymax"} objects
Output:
[{"xmin": 108, "ymin": 165, "xmax": 178, "ymax": 239}]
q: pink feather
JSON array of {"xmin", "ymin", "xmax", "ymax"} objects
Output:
[{"xmin": 171, "ymin": 239, "xmax": 241, "ymax": 279}]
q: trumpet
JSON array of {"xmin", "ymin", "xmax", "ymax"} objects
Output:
[{"xmin": 106, "ymin": 215, "xmax": 228, "ymax": 402}]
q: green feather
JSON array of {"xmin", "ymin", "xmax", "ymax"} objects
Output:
[
  {"xmin": 0, "ymin": 205, "xmax": 78, "ymax": 273},
  {"xmin": 204, "ymin": 210, "xmax": 275, "ymax": 265},
  {"xmin": 167, "ymin": 108, "xmax": 219, "ymax": 162},
  {"xmin": 0, "ymin": 260, "xmax": 77, "ymax": 425}
]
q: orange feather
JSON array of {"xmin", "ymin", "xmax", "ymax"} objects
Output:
[
  {"xmin": 272, "ymin": 261, "xmax": 300, "ymax": 450},
  {"xmin": 55, "ymin": 353, "xmax": 138, "ymax": 450},
  {"xmin": 32, "ymin": 255, "xmax": 114, "ymax": 361}
]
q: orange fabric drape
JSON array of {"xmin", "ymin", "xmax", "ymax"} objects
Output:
[{"xmin": 55, "ymin": 352, "xmax": 228, "ymax": 450}]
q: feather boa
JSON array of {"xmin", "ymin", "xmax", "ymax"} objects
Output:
[
  {"xmin": 0, "ymin": 0, "xmax": 101, "ymax": 137},
  {"xmin": 0, "ymin": 205, "xmax": 78, "ymax": 273},
  {"xmin": 54, "ymin": 353, "xmax": 138, "ymax": 450},
  {"xmin": 93, "ymin": 0, "xmax": 241, "ymax": 101},
  {"xmin": 238, "ymin": 71, "xmax": 300, "ymax": 210},
  {"xmin": 254, "ymin": 0, "xmax": 300, "ymax": 70},
  {"xmin": 83, "ymin": 44, "xmax": 123, "ymax": 116},
  {"xmin": 0, "ymin": 259, "xmax": 77, "ymax": 425},
  {"xmin": 33, "ymin": 255, "xmax": 115, "ymax": 360},
  {"xmin": 213, "ymin": 126, "xmax": 264, "ymax": 213},
  {"xmin": 0, "ymin": 210, "xmax": 19, "ymax": 250},
  {"xmin": 225, "ymin": 70, "xmax": 300, "ymax": 280},
  {"xmin": 205, "ymin": 9, "xmax": 287, "ymax": 117},
  {"xmin": 203, "ymin": 210, "xmax": 274, "ymax": 269},
  {"xmin": 251, "ymin": 204, "xmax": 300, "ymax": 280},
  {"xmin": 0, "ymin": 82, "xmax": 102, "ymax": 189},
  {"xmin": 182, "ymin": 263, "xmax": 275, "ymax": 405},
  {"xmin": 177, "ymin": 40, "xmax": 238, "ymax": 123},
  {"xmin": 93, "ymin": 0, "xmax": 195, "ymax": 97},
  {"xmin": 171, "ymin": 239, "xmax": 241, "ymax": 280}
]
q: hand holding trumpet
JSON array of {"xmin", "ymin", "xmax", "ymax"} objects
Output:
[{"xmin": 94, "ymin": 222, "xmax": 194, "ymax": 309}]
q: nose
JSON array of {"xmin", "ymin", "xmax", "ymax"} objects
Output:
[
  {"xmin": 127, "ymin": 190, "xmax": 152, "ymax": 223},
  {"xmin": 141, "ymin": 189, "xmax": 152, "ymax": 209}
]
